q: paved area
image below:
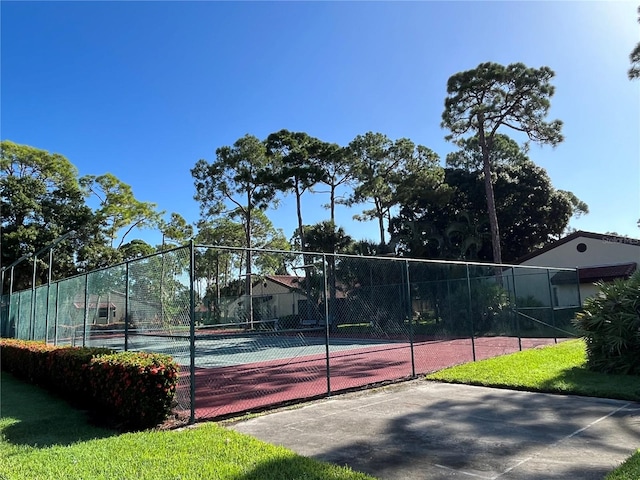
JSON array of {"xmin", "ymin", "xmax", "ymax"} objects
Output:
[{"xmin": 229, "ymin": 381, "xmax": 640, "ymax": 479}]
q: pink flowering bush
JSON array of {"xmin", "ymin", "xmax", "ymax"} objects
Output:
[
  {"xmin": 89, "ymin": 352, "xmax": 179, "ymax": 429},
  {"xmin": 0, "ymin": 339, "xmax": 179, "ymax": 429}
]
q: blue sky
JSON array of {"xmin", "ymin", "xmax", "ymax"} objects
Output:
[{"xmin": 2, "ymin": 1, "xmax": 639, "ymax": 248}]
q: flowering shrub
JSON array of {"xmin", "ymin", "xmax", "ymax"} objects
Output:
[
  {"xmin": 0, "ymin": 339, "xmax": 179, "ymax": 429},
  {"xmin": 46, "ymin": 345, "xmax": 115, "ymax": 403},
  {"xmin": 89, "ymin": 352, "xmax": 179, "ymax": 429},
  {"xmin": 0, "ymin": 339, "xmax": 59, "ymax": 384}
]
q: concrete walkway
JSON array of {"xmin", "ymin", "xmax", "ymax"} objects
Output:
[{"xmin": 229, "ymin": 381, "xmax": 640, "ymax": 479}]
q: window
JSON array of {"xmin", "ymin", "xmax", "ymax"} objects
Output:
[
  {"xmin": 98, "ymin": 306, "xmax": 116, "ymax": 318},
  {"xmin": 576, "ymin": 243, "xmax": 587, "ymax": 253}
]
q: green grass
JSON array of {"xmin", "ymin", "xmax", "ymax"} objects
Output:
[
  {"xmin": 426, "ymin": 339, "xmax": 640, "ymax": 478},
  {"xmin": 605, "ymin": 450, "xmax": 640, "ymax": 480},
  {"xmin": 4, "ymin": 339, "xmax": 639, "ymax": 479},
  {"xmin": 0, "ymin": 373, "xmax": 375, "ymax": 480},
  {"xmin": 426, "ymin": 339, "xmax": 640, "ymax": 401}
]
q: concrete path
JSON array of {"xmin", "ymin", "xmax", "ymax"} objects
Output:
[{"xmin": 229, "ymin": 381, "xmax": 640, "ymax": 479}]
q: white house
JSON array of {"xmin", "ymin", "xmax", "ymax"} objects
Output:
[
  {"xmin": 516, "ymin": 231, "xmax": 639, "ymax": 304},
  {"xmin": 220, "ymin": 275, "xmax": 310, "ymax": 326},
  {"xmin": 71, "ymin": 290, "xmax": 162, "ymax": 326}
]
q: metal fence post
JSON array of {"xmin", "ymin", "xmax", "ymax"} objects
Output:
[
  {"xmin": 511, "ymin": 268, "xmax": 522, "ymax": 351},
  {"xmin": 0, "ymin": 269, "xmax": 4, "ymax": 338},
  {"xmin": 45, "ymin": 248, "xmax": 53, "ymax": 343},
  {"xmin": 54, "ymin": 281, "xmax": 60, "ymax": 346},
  {"xmin": 466, "ymin": 263, "xmax": 476, "ymax": 362},
  {"xmin": 30, "ymin": 257, "xmax": 37, "ymax": 340},
  {"xmin": 405, "ymin": 260, "xmax": 415, "ymax": 378},
  {"xmin": 189, "ymin": 240, "xmax": 196, "ymax": 424},
  {"xmin": 125, "ymin": 263, "xmax": 130, "ymax": 352},
  {"xmin": 83, "ymin": 274, "xmax": 89, "ymax": 347},
  {"xmin": 546, "ymin": 269, "xmax": 558, "ymax": 344},
  {"xmin": 14, "ymin": 292, "xmax": 21, "ymax": 340},
  {"xmin": 322, "ymin": 253, "xmax": 331, "ymax": 396}
]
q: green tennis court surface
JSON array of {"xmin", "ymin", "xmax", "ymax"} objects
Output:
[{"xmin": 90, "ymin": 329, "xmax": 403, "ymax": 368}]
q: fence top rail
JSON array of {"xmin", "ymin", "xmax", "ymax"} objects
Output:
[
  {"xmin": 6, "ymin": 243, "xmax": 191, "ymax": 296},
  {"xmin": 6, "ymin": 241, "xmax": 579, "ymax": 297},
  {"xmin": 194, "ymin": 244, "xmax": 579, "ymax": 272},
  {"xmin": 61, "ymin": 244, "xmax": 191, "ymax": 284}
]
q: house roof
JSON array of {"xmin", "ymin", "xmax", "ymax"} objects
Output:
[
  {"xmin": 551, "ymin": 262, "xmax": 637, "ymax": 285},
  {"xmin": 516, "ymin": 231, "xmax": 640, "ymax": 264},
  {"xmin": 266, "ymin": 275, "xmax": 304, "ymax": 290},
  {"xmin": 255, "ymin": 275, "xmax": 348, "ymax": 299}
]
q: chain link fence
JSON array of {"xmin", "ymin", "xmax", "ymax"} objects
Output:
[{"xmin": 0, "ymin": 243, "xmax": 581, "ymax": 422}]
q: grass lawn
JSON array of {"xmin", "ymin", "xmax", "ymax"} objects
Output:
[
  {"xmin": 0, "ymin": 373, "xmax": 375, "ymax": 480},
  {"xmin": 426, "ymin": 338, "xmax": 640, "ymax": 401},
  {"xmin": 4, "ymin": 339, "xmax": 639, "ymax": 479},
  {"xmin": 425, "ymin": 339, "xmax": 640, "ymax": 478}
]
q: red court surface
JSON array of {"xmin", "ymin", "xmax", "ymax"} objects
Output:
[{"xmin": 175, "ymin": 336, "xmax": 562, "ymax": 420}]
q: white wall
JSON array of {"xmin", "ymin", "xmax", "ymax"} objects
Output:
[
  {"xmin": 521, "ymin": 236, "xmax": 640, "ymax": 269},
  {"xmin": 521, "ymin": 234, "xmax": 640, "ymax": 304}
]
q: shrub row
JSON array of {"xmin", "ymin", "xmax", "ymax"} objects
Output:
[{"xmin": 0, "ymin": 339, "xmax": 179, "ymax": 429}]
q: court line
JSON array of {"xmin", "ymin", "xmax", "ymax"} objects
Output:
[
  {"xmin": 492, "ymin": 401, "xmax": 633, "ymax": 479},
  {"xmin": 434, "ymin": 463, "xmax": 495, "ymax": 479}
]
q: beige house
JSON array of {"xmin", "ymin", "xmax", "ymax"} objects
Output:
[
  {"xmin": 251, "ymin": 275, "xmax": 310, "ymax": 320},
  {"xmin": 516, "ymin": 231, "xmax": 639, "ymax": 304},
  {"xmin": 73, "ymin": 290, "xmax": 161, "ymax": 326},
  {"xmin": 222, "ymin": 275, "xmax": 310, "ymax": 326}
]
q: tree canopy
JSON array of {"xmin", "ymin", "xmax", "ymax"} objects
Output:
[
  {"xmin": 2, "ymin": 141, "xmax": 95, "ymax": 289},
  {"xmin": 265, "ymin": 130, "xmax": 324, "ymax": 252},
  {"xmin": 629, "ymin": 6, "xmax": 640, "ymax": 80},
  {"xmin": 4, "ymin": 69, "xmax": 586, "ymax": 298},
  {"xmin": 160, "ymin": 213, "xmax": 193, "ymax": 248},
  {"xmin": 192, "ymin": 134, "xmax": 278, "ymax": 325},
  {"xmin": 442, "ymin": 62, "xmax": 564, "ymax": 264},
  {"xmin": 390, "ymin": 159, "xmax": 587, "ymax": 262},
  {"xmin": 1, "ymin": 141, "xmax": 167, "ymax": 291},
  {"xmin": 347, "ymin": 133, "xmax": 442, "ymax": 245},
  {"xmin": 442, "ymin": 62, "xmax": 563, "ymax": 263},
  {"xmin": 81, "ymin": 173, "xmax": 163, "ymax": 250}
]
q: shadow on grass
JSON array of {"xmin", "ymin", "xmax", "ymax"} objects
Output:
[
  {"xmin": 1, "ymin": 372, "xmax": 117, "ymax": 448},
  {"xmin": 232, "ymin": 455, "xmax": 373, "ymax": 480},
  {"xmin": 538, "ymin": 366, "xmax": 640, "ymax": 401}
]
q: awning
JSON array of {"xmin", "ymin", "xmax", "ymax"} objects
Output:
[{"xmin": 551, "ymin": 262, "xmax": 637, "ymax": 285}]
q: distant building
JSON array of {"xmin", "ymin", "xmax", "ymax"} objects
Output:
[
  {"xmin": 516, "ymin": 231, "xmax": 639, "ymax": 304},
  {"xmin": 72, "ymin": 290, "xmax": 161, "ymax": 326}
]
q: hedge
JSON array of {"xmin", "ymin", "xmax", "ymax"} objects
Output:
[
  {"xmin": 0, "ymin": 339, "xmax": 178, "ymax": 429},
  {"xmin": 88, "ymin": 351, "xmax": 179, "ymax": 428}
]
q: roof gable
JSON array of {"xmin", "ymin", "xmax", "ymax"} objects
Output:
[
  {"xmin": 264, "ymin": 275, "xmax": 304, "ymax": 290},
  {"xmin": 516, "ymin": 231, "xmax": 640, "ymax": 264}
]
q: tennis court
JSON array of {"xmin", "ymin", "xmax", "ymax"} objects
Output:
[{"xmin": 152, "ymin": 329, "xmax": 562, "ymax": 419}]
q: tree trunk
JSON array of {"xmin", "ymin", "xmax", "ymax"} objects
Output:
[
  {"xmin": 295, "ymin": 184, "xmax": 305, "ymax": 251},
  {"xmin": 479, "ymin": 128, "xmax": 503, "ymax": 264},
  {"xmin": 376, "ymin": 198, "xmax": 386, "ymax": 245},
  {"xmin": 330, "ymin": 185, "xmax": 336, "ymax": 223}
]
